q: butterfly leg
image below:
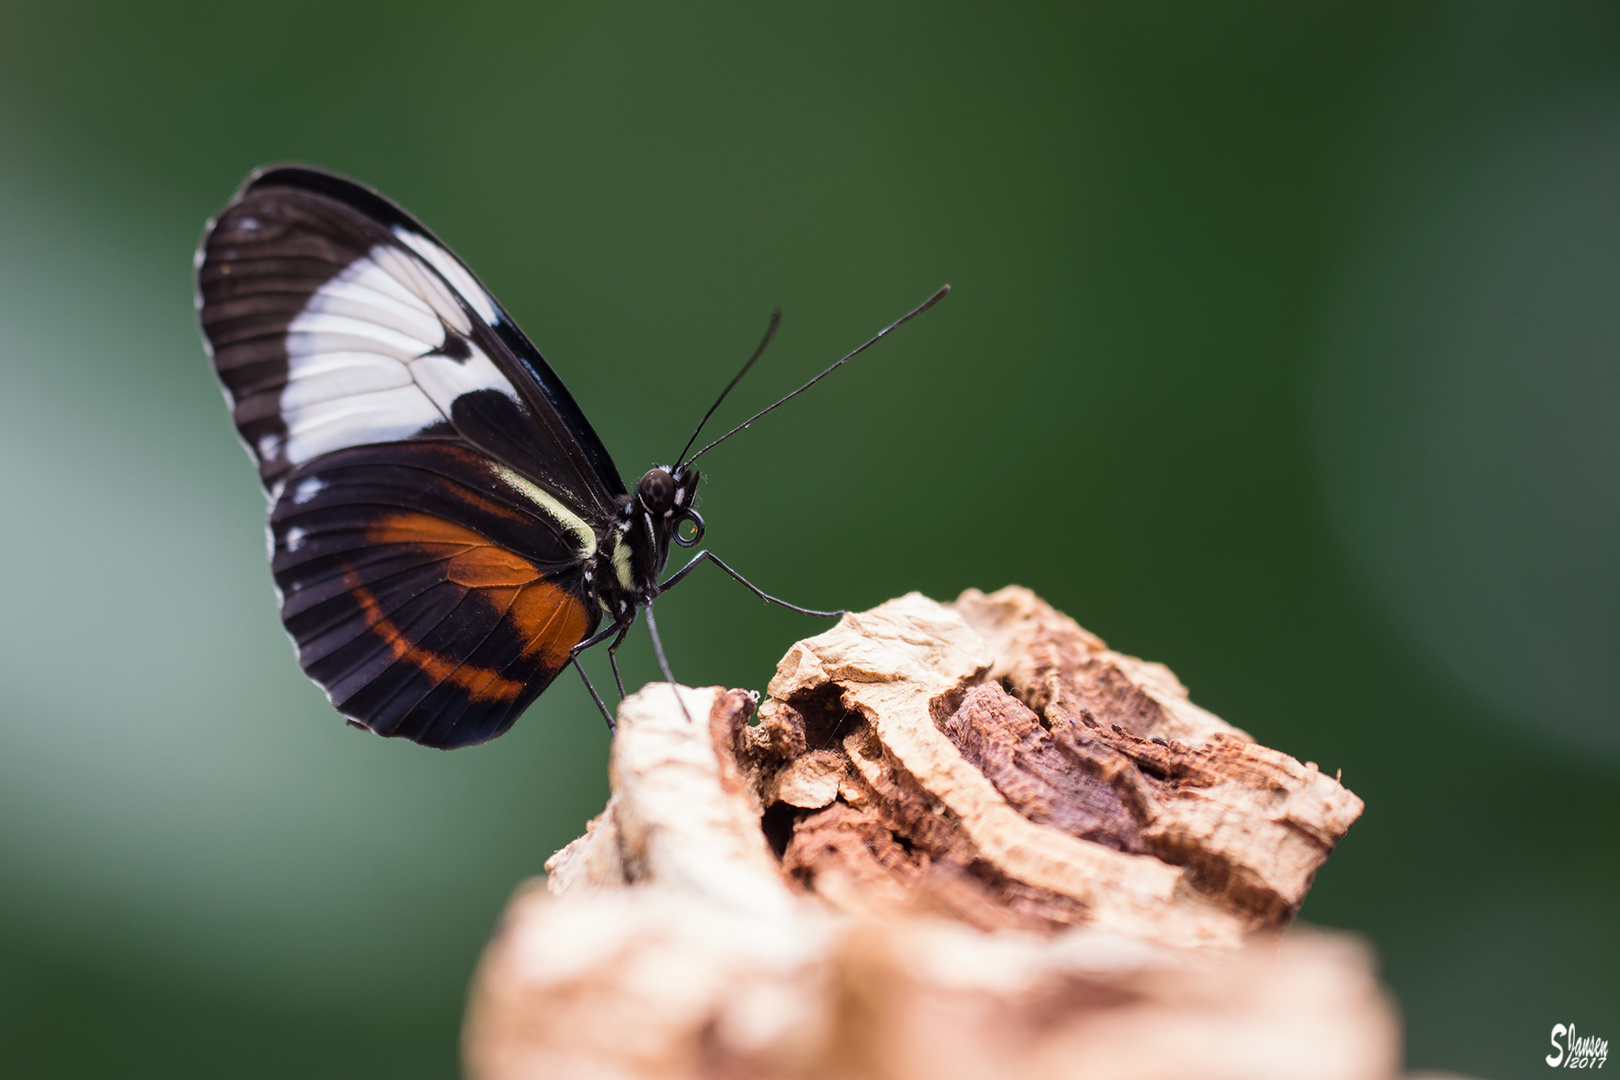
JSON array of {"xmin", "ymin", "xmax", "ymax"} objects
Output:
[
  {"xmin": 571, "ymin": 658, "xmax": 615, "ymax": 733},
  {"xmin": 571, "ymin": 619, "xmax": 635, "ymax": 733},
  {"xmin": 642, "ymin": 598, "xmax": 693, "ymax": 724},
  {"xmin": 657, "ymin": 550, "xmax": 844, "ymax": 619},
  {"xmin": 606, "ymin": 615, "xmax": 636, "ymax": 699}
]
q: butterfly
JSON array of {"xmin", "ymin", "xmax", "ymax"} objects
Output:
[{"xmin": 196, "ymin": 165, "xmax": 947, "ymax": 749}]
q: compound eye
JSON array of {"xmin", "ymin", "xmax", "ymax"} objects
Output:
[
  {"xmin": 638, "ymin": 468, "xmax": 675, "ymax": 513},
  {"xmin": 674, "ymin": 509, "xmax": 705, "ymax": 548}
]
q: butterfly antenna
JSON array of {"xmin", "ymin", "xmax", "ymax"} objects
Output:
[
  {"xmin": 683, "ymin": 284, "xmax": 950, "ymax": 467},
  {"xmin": 676, "ymin": 308, "xmax": 782, "ymax": 469}
]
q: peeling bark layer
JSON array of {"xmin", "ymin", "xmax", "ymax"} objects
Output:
[{"xmin": 465, "ymin": 588, "xmax": 1410, "ymax": 1080}]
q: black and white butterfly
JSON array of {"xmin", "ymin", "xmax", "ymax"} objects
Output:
[{"xmin": 196, "ymin": 165, "xmax": 945, "ymax": 749}]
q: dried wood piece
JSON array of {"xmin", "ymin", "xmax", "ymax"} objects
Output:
[
  {"xmin": 464, "ymin": 589, "xmax": 1406, "ymax": 1080},
  {"xmin": 749, "ymin": 589, "xmax": 1363, "ymax": 941}
]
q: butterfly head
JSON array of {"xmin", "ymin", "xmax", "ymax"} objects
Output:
[{"xmin": 615, "ymin": 463, "xmax": 703, "ymax": 591}]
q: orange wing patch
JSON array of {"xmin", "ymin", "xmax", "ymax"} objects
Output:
[
  {"xmin": 367, "ymin": 511, "xmax": 540, "ymax": 588},
  {"xmin": 347, "ymin": 511, "xmax": 591, "ymax": 703}
]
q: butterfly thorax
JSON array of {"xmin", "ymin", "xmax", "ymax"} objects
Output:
[{"xmin": 593, "ymin": 464, "xmax": 702, "ymax": 621}]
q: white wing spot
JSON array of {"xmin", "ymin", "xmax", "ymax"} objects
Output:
[
  {"xmin": 274, "ymin": 243, "xmax": 522, "ymax": 468},
  {"xmin": 285, "ymin": 526, "xmax": 306, "ymax": 552},
  {"xmin": 409, "ymin": 340, "xmax": 519, "ymax": 414},
  {"xmin": 293, "ymin": 477, "xmax": 324, "ymax": 504},
  {"xmin": 392, "ymin": 227, "xmax": 500, "ymax": 325},
  {"xmin": 257, "ymin": 432, "xmax": 283, "ymax": 461}
]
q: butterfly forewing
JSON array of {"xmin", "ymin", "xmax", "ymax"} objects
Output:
[
  {"xmin": 198, "ymin": 166, "xmax": 620, "ymax": 747},
  {"xmin": 198, "ymin": 166, "xmax": 625, "ymax": 514}
]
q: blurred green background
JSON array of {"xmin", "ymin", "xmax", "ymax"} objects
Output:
[{"xmin": 0, "ymin": 2, "xmax": 1614, "ymax": 1076}]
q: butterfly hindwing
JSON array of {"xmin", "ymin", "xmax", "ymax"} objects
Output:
[{"xmin": 270, "ymin": 440, "xmax": 601, "ymax": 748}]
